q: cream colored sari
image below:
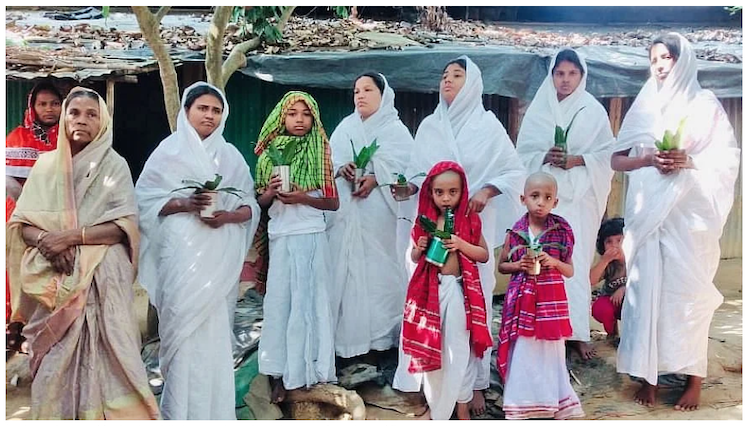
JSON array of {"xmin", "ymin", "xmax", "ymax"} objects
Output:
[{"xmin": 6, "ymin": 87, "xmax": 159, "ymax": 419}]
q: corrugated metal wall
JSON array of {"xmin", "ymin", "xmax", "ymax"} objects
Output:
[
  {"xmin": 222, "ymin": 73, "xmax": 513, "ymax": 170},
  {"xmin": 6, "ymin": 76, "xmax": 741, "ymax": 258},
  {"xmin": 5, "ymin": 81, "xmax": 34, "ymax": 134},
  {"xmin": 719, "ymin": 98, "xmax": 742, "ymax": 259}
]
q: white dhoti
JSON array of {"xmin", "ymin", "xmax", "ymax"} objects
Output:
[
  {"xmin": 258, "ymin": 232, "xmax": 337, "ymax": 390},
  {"xmin": 503, "ymin": 336, "xmax": 584, "ymax": 420},
  {"xmin": 394, "ymin": 275, "xmax": 476, "ymax": 420}
]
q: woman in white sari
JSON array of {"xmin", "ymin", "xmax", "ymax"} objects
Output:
[
  {"xmin": 327, "ymin": 72, "xmax": 413, "ymax": 359},
  {"xmin": 516, "ymin": 48, "xmax": 615, "ymax": 360},
  {"xmin": 393, "ymin": 56, "xmax": 526, "ymax": 415},
  {"xmin": 612, "ymin": 33, "xmax": 739, "ymax": 411},
  {"xmin": 136, "ymin": 82, "xmax": 260, "ymax": 420}
]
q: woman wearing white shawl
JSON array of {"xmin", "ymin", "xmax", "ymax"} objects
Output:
[
  {"xmin": 327, "ymin": 72, "xmax": 413, "ymax": 358},
  {"xmin": 393, "ymin": 56, "xmax": 526, "ymax": 415},
  {"xmin": 612, "ymin": 33, "xmax": 739, "ymax": 410},
  {"xmin": 135, "ymin": 82, "xmax": 260, "ymax": 420},
  {"xmin": 516, "ymin": 48, "xmax": 615, "ymax": 360}
]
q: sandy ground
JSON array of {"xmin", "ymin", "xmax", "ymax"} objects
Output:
[{"xmin": 5, "ymin": 259, "xmax": 742, "ymax": 420}]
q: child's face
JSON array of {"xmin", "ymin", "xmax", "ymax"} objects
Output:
[
  {"xmin": 521, "ymin": 179, "xmax": 558, "ymax": 219},
  {"xmin": 604, "ymin": 234, "xmax": 623, "ymax": 253},
  {"xmin": 284, "ymin": 100, "xmax": 313, "ymax": 136},
  {"xmin": 431, "ymin": 171, "xmax": 462, "ymax": 213}
]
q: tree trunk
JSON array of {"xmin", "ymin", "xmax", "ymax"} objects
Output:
[{"xmin": 132, "ymin": 6, "xmax": 180, "ymax": 131}]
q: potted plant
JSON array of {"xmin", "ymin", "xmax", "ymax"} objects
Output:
[
  {"xmin": 418, "ymin": 208, "xmax": 455, "ymax": 267},
  {"xmin": 350, "ymin": 139, "xmax": 379, "ymax": 190},
  {"xmin": 507, "ymin": 224, "xmax": 567, "ymax": 275},
  {"xmin": 265, "ymin": 138, "xmax": 300, "ymax": 192},
  {"xmin": 654, "ymin": 118, "xmax": 686, "ymax": 151},
  {"xmin": 553, "ymin": 106, "xmax": 585, "ymax": 166},
  {"xmin": 171, "ymin": 174, "xmax": 245, "ymax": 218},
  {"xmin": 383, "ymin": 172, "xmax": 426, "ymax": 201}
]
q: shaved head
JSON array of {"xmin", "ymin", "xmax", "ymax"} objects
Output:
[{"xmin": 524, "ymin": 171, "xmax": 558, "ymax": 196}]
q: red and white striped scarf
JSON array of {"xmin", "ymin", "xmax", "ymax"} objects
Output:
[
  {"xmin": 496, "ymin": 213, "xmax": 575, "ymax": 381},
  {"xmin": 401, "ymin": 161, "xmax": 493, "ymax": 373}
]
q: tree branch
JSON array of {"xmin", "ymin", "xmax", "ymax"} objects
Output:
[
  {"xmin": 155, "ymin": 6, "xmax": 171, "ymax": 24},
  {"xmin": 206, "ymin": 6, "xmax": 232, "ymax": 90},
  {"xmin": 220, "ymin": 37, "xmax": 261, "ymax": 86},
  {"xmin": 132, "ymin": 6, "xmax": 180, "ymax": 131},
  {"xmin": 276, "ymin": 6, "xmax": 297, "ymax": 33},
  {"xmin": 220, "ymin": 6, "xmax": 297, "ymax": 88}
]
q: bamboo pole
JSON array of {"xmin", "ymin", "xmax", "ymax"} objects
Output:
[{"xmin": 605, "ymin": 97, "xmax": 626, "ymax": 219}]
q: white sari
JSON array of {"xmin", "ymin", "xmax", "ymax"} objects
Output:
[
  {"xmin": 135, "ymin": 82, "xmax": 260, "ymax": 419},
  {"xmin": 516, "ymin": 49, "xmax": 615, "ymax": 341},
  {"xmin": 397, "ymin": 55, "xmax": 526, "ymax": 391},
  {"xmin": 326, "ymin": 74, "xmax": 413, "ymax": 358},
  {"xmin": 614, "ymin": 34, "xmax": 740, "ymax": 385}
]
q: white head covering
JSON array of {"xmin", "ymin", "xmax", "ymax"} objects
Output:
[
  {"xmin": 616, "ymin": 33, "xmax": 701, "ymax": 152},
  {"xmin": 331, "ymin": 73, "xmax": 413, "ymax": 189},
  {"xmin": 136, "ymin": 81, "xmax": 260, "ymax": 298},
  {"xmin": 406, "ymin": 55, "xmax": 526, "ymax": 248},
  {"xmin": 516, "ymin": 48, "xmax": 616, "ymax": 342}
]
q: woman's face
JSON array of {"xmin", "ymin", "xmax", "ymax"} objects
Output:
[
  {"xmin": 440, "ymin": 63, "xmax": 466, "ymax": 106},
  {"xmin": 354, "ymin": 76, "xmax": 383, "ymax": 121},
  {"xmin": 552, "ymin": 60, "xmax": 583, "ymax": 101},
  {"xmin": 284, "ymin": 100, "xmax": 313, "ymax": 137},
  {"xmin": 34, "ymin": 90, "xmax": 62, "ymax": 127},
  {"xmin": 650, "ymin": 43, "xmax": 676, "ymax": 84},
  {"xmin": 65, "ymin": 96, "xmax": 101, "ymax": 145},
  {"xmin": 186, "ymin": 94, "xmax": 224, "ymax": 139}
]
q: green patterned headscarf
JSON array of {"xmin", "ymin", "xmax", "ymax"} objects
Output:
[
  {"xmin": 251, "ymin": 91, "xmax": 337, "ymax": 291},
  {"xmin": 254, "ymin": 91, "xmax": 337, "ymax": 198}
]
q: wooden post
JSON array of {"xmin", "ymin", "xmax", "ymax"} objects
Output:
[
  {"xmin": 106, "ymin": 79, "xmax": 115, "ymax": 118},
  {"xmin": 605, "ymin": 97, "xmax": 625, "ymax": 219},
  {"xmin": 508, "ymin": 97, "xmax": 527, "ymax": 145}
]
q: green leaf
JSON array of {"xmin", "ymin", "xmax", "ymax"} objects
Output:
[
  {"xmin": 330, "ymin": 6, "xmax": 350, "ymax": 18},
  {"xmin": 563, "ymin": 106, "xmax": 585, "ymax": 141},
  {"xmin": 507, "ymin": 244, "xmax": 529, "ymax": 259},
  {"xmin": 281, "ymin": 138, "xmax": 299, "ymax": 165},
  {"xmin": 654, "ymin": 141, "xmax": 664, "ymax": 150},
  {"xmin": 171, "ymin": 185, "xmax": 202, "ymax": 193},
  {"xmin": 671, "ymin": 118, "xmax": 686, "ymax": 150},
  {"xmin": 204, "ymin": 174, "xmax": 223, "ymax": 190},
  {"xmin": 554, "ymin": 125, "xmax": 565, "ymax": 147}
]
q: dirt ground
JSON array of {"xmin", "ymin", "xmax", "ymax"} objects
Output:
[{"xmin": 5, "ymin": 259, "xmax": 742, "ymax": 420}]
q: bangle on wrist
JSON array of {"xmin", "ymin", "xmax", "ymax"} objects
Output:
[
  {"xmin": 36, "ymin": 230, "xmax": 47, "ymax": 245},
  {"xmin": 81, "ymin": 226, "xmax": 87, "ymax": 245}
]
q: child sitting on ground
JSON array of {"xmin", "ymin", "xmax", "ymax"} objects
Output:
[
  {"xmin": 399, "ymin": 161, "xmax": 492, "ymax": 420},
  {"xmin": 496, "ymin": 171, "xmax": 584, "ymax": 420},
  {"xmin": 589, "ymin": 217, "xmax": 626, "ymax": 339}
]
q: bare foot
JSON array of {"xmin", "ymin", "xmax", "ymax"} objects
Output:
[
  {"xmin": 469, "ymin": 389, "xmax": 486, "ymax": 416},
  {"xmin": 456, "ymin": 402, "xmax": 471, "ymax": 420},
  {"xmin": 634, "ymin": 381, "xmax": 658, "ymax": 407},
  {"xmin": 567, "ymin": 340, "xmax": 597, "ymax": 360},
  {"xmin": 269, "ymin": 376, "xmax": 286, "ymax": 404},
  {"xmin": 674, "ymin": 376, "xmax": 702, "ymax": 411}
]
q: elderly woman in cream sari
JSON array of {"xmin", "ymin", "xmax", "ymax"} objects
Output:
[
  {"xmin": 6, "ymin": 87, "xmax": 159, "ymax": 419},
  {"xmin": 516, "ymin": 48, "xmax": 616, "ymax": 361},
  {"xmin": 326, "ymin": 72, "xmax": 413, "ymax": 360},
  {"xmin": 136, "ymin": 82, "xmax": 260, "ymax": 420},
  {"xmin": 612, "ymin": 33, "xmax": 739, "ymax": 411}
]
